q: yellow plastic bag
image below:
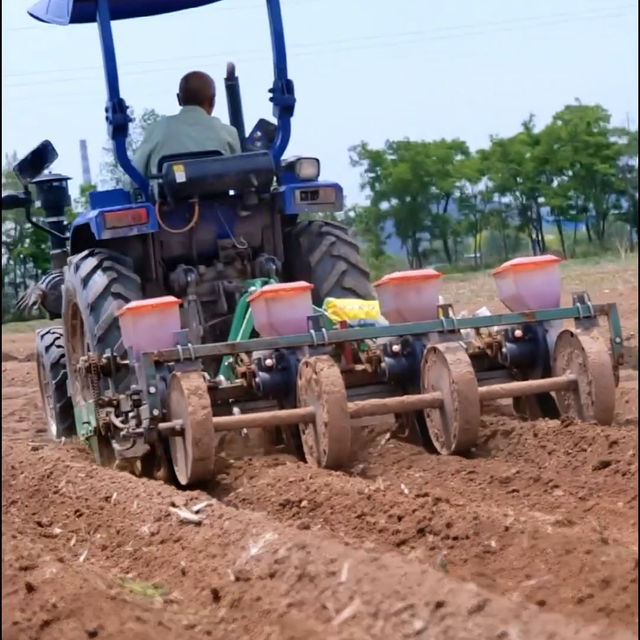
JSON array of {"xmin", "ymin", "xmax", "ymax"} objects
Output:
[{"xmin": 323, "ymin": 297, "xmax": 381, "ymax": 323}]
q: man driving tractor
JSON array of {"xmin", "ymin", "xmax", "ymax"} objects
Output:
[{"xmin": 132, "ymin": 70, "xmax": 242, "ymax": 177}]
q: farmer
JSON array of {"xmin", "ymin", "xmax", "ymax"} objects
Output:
[{"xmin": 132, "ymin": 70, "xmax": 242, "ymax": 178}]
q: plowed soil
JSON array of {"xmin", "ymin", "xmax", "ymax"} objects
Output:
[{"xmin": 2, "ymin": 259, "xmax": 638, "ymax": 640}]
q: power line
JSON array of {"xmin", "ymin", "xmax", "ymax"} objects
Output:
[
  {"xmin": 3, "ymin": 6, "xmax": 633, "ymax": 92},
  {"xmin": 4, "ymin": 4, "xmax": 634, "ymax": 81},
  {"xmin": 2, "ymin": 22, "xmax": 631, "ymax": 108}
]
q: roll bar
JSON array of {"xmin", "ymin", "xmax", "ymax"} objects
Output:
[{"xmin": 27, "ymin": 0, "xmax": 296, "ymax": 199}]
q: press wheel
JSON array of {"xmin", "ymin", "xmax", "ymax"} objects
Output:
[
  {"xmin": 166, "ymin": 370, "xmax": 216, "ymax": 486},
  {"xmin": 551, "ymin": 330, "xmax": 615, "ymax": 425},
  {"xmin": 297, "ymin": 355, "xmax": 351, "ymax": 469},
  {"xmin": 421, "ymin": 342, "xmax": 481, "ymax": 455}
]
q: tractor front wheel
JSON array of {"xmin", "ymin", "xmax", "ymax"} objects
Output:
[
  {"xmin": 35, "ymin": 326, "xmax": 75, "ymax": 440},
  {"xmin": 62, "ymin": 249, "xmax": 143, "ymax": 468}
]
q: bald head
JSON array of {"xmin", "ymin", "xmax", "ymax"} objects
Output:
[{"xmin": 177, "ymin": 71, "xmax": 216, "ymax": 115}]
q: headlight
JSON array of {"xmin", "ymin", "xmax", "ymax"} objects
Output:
[{"xmin": 294, "ymin": 157, "xmax": 320, "ymax": 181}]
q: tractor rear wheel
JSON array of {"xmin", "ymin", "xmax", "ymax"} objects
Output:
[
  {"xmin": 35, "ymin": 326, "xmax": 75, "ymax": 440},
  {"xmin": 62, "ymin": 249, "xmax": 143, "ymax": 468},
  {"xmin": 284, "ymin": 220, "xmax": 376, "ymax": 304}
]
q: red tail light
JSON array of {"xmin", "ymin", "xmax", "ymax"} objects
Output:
[{"xmin": 103, "ymin": 207, "xmax": 149, "ymax": 229}]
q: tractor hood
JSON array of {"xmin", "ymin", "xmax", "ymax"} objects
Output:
[{"xmin": 27, "ymin": 0, "xmax": 223, "ymax": 25}]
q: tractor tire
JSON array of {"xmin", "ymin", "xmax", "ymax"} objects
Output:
[
  {"xmin": 62, "ymin": 249, "xmax": 143, "ymax": 467},
  {"xmin": 63, "ymin": 249, "xmax": 142, "ymax": 391},
  {"xmin": 35, "ymin": 326, "xmax": 75, "ymax": 440},
  {"xmin": 284, "ymin": 220, "xmax": 376, "ymax": 304}
]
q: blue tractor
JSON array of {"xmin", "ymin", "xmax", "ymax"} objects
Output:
[
  {"xmin": 5, "ymin": 0, "xmax": 377, "ymax": 476},
  {"xmin": 4, "ymin": 0, "xmax": 624, "ymax": 488}
]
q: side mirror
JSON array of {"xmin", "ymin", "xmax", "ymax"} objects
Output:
[
  {"xmin": 13, "ymin": 140, "xmax": 59, "ymax": 185},
  {"xmin": 2, "ymin": 191, "xmax": 31, "ymax": 211}
]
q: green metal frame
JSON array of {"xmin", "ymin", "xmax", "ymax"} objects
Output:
[
  {"xmin": 147, "ymin": 301, "xmax": 624, "ymax": 367},
  {"xmin": 216, "ymin": 277, "xmax": 336, "ymax": 382},
  {"xmin": 217, "ymin": 278, "xmax": 273, "ymax": 381}
]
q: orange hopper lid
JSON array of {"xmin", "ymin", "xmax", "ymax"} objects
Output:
[
  {"xmin": 247, "ymin": 281, "xmax": 313, "ymax": 303},
  {"xmin": 492, "ymin": 254, "xmax": 562, "ymax": 275},
  {"xmin": 373, "ymin": 268, "xmax": 442, "ymax": 287},
  {"xmin": 116, "ymin": 296, "xmax": 181, "ymax": 317}
]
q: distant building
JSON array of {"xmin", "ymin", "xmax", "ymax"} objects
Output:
[{"xmin": 79, "ymin": 140, "xmax": 93, "ymax": 186}]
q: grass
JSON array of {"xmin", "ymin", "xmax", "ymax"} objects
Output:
[
  {"xmin": 116, "ymin": 576, "xmax": 168, "ymax": 601},
  {"xmin": 441, "ymin": 252, "xmax": 636, "ymax": 281},
  {"xmin": 1, "ymin": 318, "xmax": 58, "ymax": 335}
]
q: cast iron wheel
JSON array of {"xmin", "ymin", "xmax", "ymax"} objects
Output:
[
  {"xmin": 296, "ymin": 355, "xmax": 352, "ymax": 469},
  {"xmin": 551, "ymin": 330, "xmax": 616, "ymax": 425},
  {"xmin": 62, "ymin": 248, "xmax": 143, "ymax": 468},
  {"xmin": 35, "ymin": 326, "xmax": 75, "ymax": 440},
  {"xmin": 166, "ymin": 370, "xmax": 217, "ymax": 487},
  {"xmin": 280, "ymin": 219, "xmax": 375, "ymax": 458}
]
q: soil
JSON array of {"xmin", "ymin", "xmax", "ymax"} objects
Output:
[{"xmin": 2, "ymin": 260, "xmax": 638, "ymax": 640}]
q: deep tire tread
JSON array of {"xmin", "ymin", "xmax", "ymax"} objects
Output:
[
  {"xmin": 36, "ymin": 326, "xmax": 75, "ymax": 439},
  {"xmin": 64, "ymin": 249, "xmax": 142, "ymax": 391},
  {"xmin": 285, "ymin": 220, "xmax": 375, "ymax": 303}
]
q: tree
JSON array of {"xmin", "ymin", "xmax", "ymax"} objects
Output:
[
  {"xmin": 423, "ymin": 138, "xmax": 471, "ymax": 264},
  {"xmin": 2, "ymin": 152, "xmax": 50, "ymax": 321},
  {"xmin": 348, "ymin": 100, "xmax": 638, "ymax": 272},
  {"xmin": 612, "ymin": 125, "xmax": 638, "ymax": 249},
  {"xmin": 73, "ymin": 182, "xmax": 97, "ymax": 213},
  {"xmin": 483, "ymin": 116, "xmax": 549, "ymax": 256},
  {"xmin": 455, "ymin": 150, "xmax": 490, "ymax": 267},
  {"xmin": 349, "ymin": 138, "xmax": 472, "ymax": 268},
  {"xmin": 99, "ymin": 107, "xmax": 163, "ymax": 188},
  {"xmin": 542, "ymin": 101, "xmax": 623, "ymax": 245}
]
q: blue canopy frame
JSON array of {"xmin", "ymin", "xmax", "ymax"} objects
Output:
[{"xmin": 27, "ymin": 0, "xmax": 296, "ymax": 200}]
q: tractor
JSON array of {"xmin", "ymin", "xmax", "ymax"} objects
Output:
[{"xmin": 3, "ymin": 0, "xmax": 625, "ymax": 488}]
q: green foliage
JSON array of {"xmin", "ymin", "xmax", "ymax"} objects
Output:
[
  {"xmin": 99, "ymin": 107, "xmax": 163, "ymax": 188},
  {"xmin": 2, "ymin": 152, "xmax": 50, "ymax": 321},
  {"xmin": 349, "ymin": 100, "xmax": 638, "ymax": 269},
  {"xmin": 73, "ymin": 182, "xmax": 97, "ymax": 213}
]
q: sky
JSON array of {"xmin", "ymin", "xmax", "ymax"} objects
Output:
[{"xmin": 2, "ymin": 0, "xmax": 638, "ymax": 206}]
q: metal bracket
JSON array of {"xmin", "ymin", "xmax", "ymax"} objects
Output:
[
  {"xmin": 307, "ymin": 313, "xmax": 329, "ymax": 347},
  {"xmin": 173, "ymin": 329, "xmax": 196, "ymax": 361},
  {"xmin": 437, "ymin": 303, "xmax": 459, "ymax": 332},
  {"xmin": 571, "ymin": 291, "xmax": 599, "ymax": 330},
  {"xmin": 137, "ymin": 353, "xmax": 164, "ymax": 425},
  {"xmin": 75, "ymin": 402, "xmax": 97, "ymax": 439}
]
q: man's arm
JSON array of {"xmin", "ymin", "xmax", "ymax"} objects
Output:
[{"xmin": 228, "ymin": 126, "xmax": 242, "ymax": 155}]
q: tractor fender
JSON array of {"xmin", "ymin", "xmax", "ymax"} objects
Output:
[{"xmin": 69, "ymin": 204, "xmax": 158, "ymax": 255}]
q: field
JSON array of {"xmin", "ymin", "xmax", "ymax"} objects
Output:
[{"xmin": 2, "ymin": 257, "xmax": 638, "ymax": 640}]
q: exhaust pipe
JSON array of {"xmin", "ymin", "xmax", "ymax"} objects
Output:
[{"xmin": 224, "ymin": 62, "xmax": 247, "ymax": 150}]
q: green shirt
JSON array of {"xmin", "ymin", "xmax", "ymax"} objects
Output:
[{"xmin": 132, "ymin": 106, "xmax": 242, "ymax": 177}]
